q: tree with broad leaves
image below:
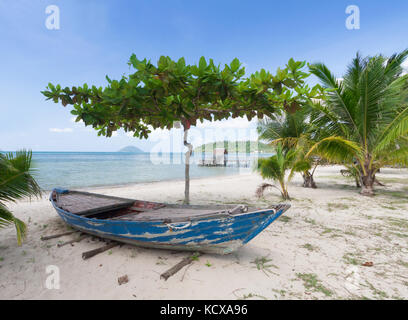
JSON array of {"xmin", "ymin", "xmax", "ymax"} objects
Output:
[{"xmin": 42, "ymin": 55, "xmax": 321, "ymax": 204}]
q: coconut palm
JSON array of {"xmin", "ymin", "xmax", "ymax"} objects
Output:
[
  {"xmin": 257, "ymin": 107, "xmax": 320, "ymax": 188},
  {"xmin": 0, "ymin": 150, "xmax": 41, "ymax": 245},
  {"xmin": 255, "ymin": 144, "xmax": 306, "ymax": 200},
  {"xmin": 308, "ymin": 50, "xmax": 408, "ymax": 195}
]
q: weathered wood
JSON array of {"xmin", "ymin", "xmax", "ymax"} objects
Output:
[
  {"xmin": 82, "ymin": 242, "xmax": 119, "ymax": 260},
  {"xmin": 55, "ymin": 191, "xmax": 135, "ymax": 216},
  {"xmin": 160, "ymin": 252, "xmax": 201, "ymax": 281},
  {"xmin": 374, "ymin": 178, "xmax": 386, "ymax": 187},
  {"xmin": 57, "ymin": 234, "xmax": 87, "ymax": 247},
  {"xmin": 41, "ymin": 230, "xmax": 79, "ymax": 241}
]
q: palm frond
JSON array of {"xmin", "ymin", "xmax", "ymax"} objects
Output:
[
  {"xmin": 306, "ymin": 136, "xmax": 362, "ymax": 163},
  {"xmin": 0, "ymin": 150, "xmax": 41, "ymax": 245},
  {"xmin": 0, "ymin": 204, "xmax": 27, "ymax": 245},
  {"xmin": 309, "ymin": 63, "xmax": 340, "ymax": 89},
  {"xmin": 310, "ymin": 62, "xmax": 363, "ymax": 144},
  {"xmin": 384, "ymin": 48, "xmax": 408, "ymax": 78},
  {"xmin": 373, "ymin": 104, "xmax": 408, "ymax": 154},
  {"xmin": 288, "ymin": 159, "xmax": 311, "ymax": 181},
  {"xmin": 257, "ymin": 156, "xmax": 284, "ymax": 182},
  {"xmin": 0, "ymin": 204, "xmax": 13, "ymax": 228},
  {"xmin": 255, "ymin": 183, "xmax": 280, "ymax": 198},
  {"xmin": 376, "ymin": 144, "xmax": 408, "ymax": 167},
  {"xmin": 0, "ymin": 150, "xmax": 42, "ymax": 204}
]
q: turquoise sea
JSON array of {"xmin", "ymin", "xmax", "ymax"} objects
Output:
[{"xmin": 28, "ymin": 152, "xmax": 270, "ymax": 191}]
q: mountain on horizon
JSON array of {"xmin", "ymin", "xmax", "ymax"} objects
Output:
[{"xmin": 117, "ymin": 146, "xmax": 145, "ymax": 153}]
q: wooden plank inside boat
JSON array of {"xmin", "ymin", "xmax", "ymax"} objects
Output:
[
  {"xmin": 55, "ymin": 191, "xmax": 135, "ymax": 217},
  {"xmin": 114, "ymin": 206, "xmax": 231, "ymax": 222}
]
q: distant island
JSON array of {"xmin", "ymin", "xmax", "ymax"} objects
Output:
[
  {"xmin": 117, "ymin": 146, "xmax": 145, "ymax": 153},
  {"xmin": 194, "ymin": 140, "xmax": 275, "ymax": 153}
]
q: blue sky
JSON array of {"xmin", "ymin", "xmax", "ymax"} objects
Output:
[{"xmin": 1, "ymin": 0, "xmax": 408, "ymax": 152}]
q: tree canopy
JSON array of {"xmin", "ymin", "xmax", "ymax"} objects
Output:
[{"xmin": 42, "ymin": 55, "xmax": 321, "ymax": 136}]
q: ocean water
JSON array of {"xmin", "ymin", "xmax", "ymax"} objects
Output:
[{"xmin": 29, "ymin": 152, "xmax": 270, "ymax": 191}]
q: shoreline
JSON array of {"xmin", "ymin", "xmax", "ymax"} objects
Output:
[
  {"xmin": 31, "ymin": 150, "xmax": 269, "ymax": 192},
  {"xmin": 39, "ymin": 169, "xmax": 249, "ymax": 194}
]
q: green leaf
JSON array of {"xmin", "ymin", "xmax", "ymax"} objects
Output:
[
  {"xmin": 199, "ymin": 56, "xmax": 207, "ymax": 71},
  {"xmin": 230, "ymin": 58, "xmax": 240, "ymax": 72}
]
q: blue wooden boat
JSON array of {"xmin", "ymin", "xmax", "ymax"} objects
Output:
[{"xmin": 50, "ymin": 188, "xmax": 290, "ymax": 255}]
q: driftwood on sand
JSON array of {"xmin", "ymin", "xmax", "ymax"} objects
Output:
[
  {"xmin": 57, "ymin": 234, "xmax": 88, "ymax": 247},
  {"xmin": 41, "ymin": 230, "xmax": 79, "ymax": 241},
  {"xmin": 82, "ymin": 242, "xmax": 120, "ymax": 260},
  {"xmin": 160, "ymin": 252, "xmax": 202, "ymax": 281}
]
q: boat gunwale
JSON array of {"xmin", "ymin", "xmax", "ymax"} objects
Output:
[{"xmin": 50, "ymin": 189, "xmax": 290, "ymax": 225}]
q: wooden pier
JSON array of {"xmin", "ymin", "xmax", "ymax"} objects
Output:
[{"xmin": 198, "ymin": 159, "xmax": 251, "ymax": 168}]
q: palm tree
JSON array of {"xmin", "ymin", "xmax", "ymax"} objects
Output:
[
  {"xmin": 255, "ymin": 144, "xmax": 305, "ymax": 200},
  {"xmin": 257, "ymin": 107, "xmax": 319, "ymax": 188},
  {"xmin": 0, "ymin": 150, "xmax": 41, "ymax": 245},
  {"xmin": 308, "ymin": 50, "xmax": 408, "ymax": 196}
]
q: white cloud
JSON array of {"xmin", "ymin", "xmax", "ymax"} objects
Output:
[
  {"xmin": 49, "ymin": 128, "xmax": 73, "ymax": 133},
  {"xmin": 148, "ymin": 128, "xmax": 173, "ymax": 141},
  {"xmin": 402, "ymin": 59, "xmax": 408, "ymax": 75}
]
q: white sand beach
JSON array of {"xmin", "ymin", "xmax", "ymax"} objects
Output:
[{"xmin": 0, "ymin": 165, "xmax": 407, "ymax": 300}]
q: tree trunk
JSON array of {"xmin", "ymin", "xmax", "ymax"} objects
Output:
[
  {"xmin": 355, "ymin": 176, "xmax": 361, "ymax": 188},
  {"xmin": 360, "ymin": 160, "xmax": 375, "ymax": 196},
  {"xmin": 281, "ymin": 189, "xmax": 290, "ymax": 200},
  {"xmin": 302, "ymin": 171, "xmax": 317, "ymax": 188},
  {"xmin": 183, "ymin": 126, "xmax": 193, "ymax": 204},
  {"xmin": 360, "ymin": 174, "xmax": 375, "ymax": 196},
  {"xmin": 280, "ymin": 183, "xmax": 290, "ymax": 200}
]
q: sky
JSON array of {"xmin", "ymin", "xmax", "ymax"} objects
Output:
[{"xmin": 1, "ymin": 0, "xmax": 408, "ymax": 152}]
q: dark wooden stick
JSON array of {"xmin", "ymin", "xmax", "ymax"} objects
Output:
[
  {"xmin": 41, "ymin": 230, "xmax": 79, "ymax": 241},
  {"xmin": 375, "ymin": 178, "xmax": 386, "ymax": 187},
  {"xmin": 57, "ymin": 234, "xmax": 88, "ymax": 247},
  {"xmin": 82, "ymin": 242, "xmax": 119, "ymax": 260},
  {"xmin": 160, "ymin": 252, "xmax": 201, "ymax": 281}
]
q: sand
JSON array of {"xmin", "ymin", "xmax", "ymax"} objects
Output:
[{"xmin": 0, "ymin": 165, "xmax": 407, "ymax": 300}]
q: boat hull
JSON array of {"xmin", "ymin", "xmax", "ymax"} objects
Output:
[{"xmin": 50, "ymin": 191, "xmax": 289, "ymax": 255}]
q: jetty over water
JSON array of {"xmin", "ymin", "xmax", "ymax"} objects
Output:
[
  {"xmin": 198, "ymin": 148, "xmax": 253, "ymax": 168},
  {"xmin": 198, "ymin": 158, "xmax": 251, "ymax": 168}
]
